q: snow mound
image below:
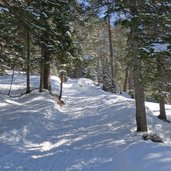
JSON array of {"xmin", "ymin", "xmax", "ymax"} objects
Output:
[
  {"xmin": 50, "ymin": 75, "xmax": 60, "ymax": 94},
  {"xmin": 72, "ymin": 78, "xmax": 101, "ymax": 95},
  {"xmin": 77, "ymin": 78, "xmax": 95, "ymax": 88}
]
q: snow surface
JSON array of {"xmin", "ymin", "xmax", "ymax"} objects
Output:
[{"xmin": 0, "ymin": 72, "xmax": 171, "ymax": 171}]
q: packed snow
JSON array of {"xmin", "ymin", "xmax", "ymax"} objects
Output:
[{"xmin": 0, "ymin": 71, "xmax": 171, "ymax": 171}]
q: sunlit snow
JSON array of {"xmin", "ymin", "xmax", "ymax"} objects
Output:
[{"xmin": 0, "ymin": 71, "xmax": 171, "ymax": 171}]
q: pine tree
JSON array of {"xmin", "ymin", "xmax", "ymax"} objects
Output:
[
  {"xmin": 0, "ymin": 1, "xmax": 25, "ymax": 71},
  {"xmin": 1, "ymin": 0, "xmax": 81, "ymax": 93},
  {"xmin": 129, "ymin": 0, "xmax": 147, "ymax": 132},
  {"xmin": 1, "ymin": 0, "xmax": 36, "ymax": 93},
  {"xmin": 18, "ymin": 0, "xmax": 80, "ymax": 91},
  {"xmin": 137, "ymin": 0, "xmax": 171, "ymax": 120}
]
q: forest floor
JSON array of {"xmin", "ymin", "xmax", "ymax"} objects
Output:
[{"xmin": 0, "ymin": 71, "xmax": 171, "ymax": 171}]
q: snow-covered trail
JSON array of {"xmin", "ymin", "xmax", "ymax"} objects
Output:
[
  {"xmin": 1, "ymin": 76, "xmax": 171, "ymax": 171},
  {"xmin": 54, "ymin": 79, "xmax": 134, "ymax": 171},
  {"xmin": 35, "ymin": 79, "xmax": 134, "ymax": 171},
  {"xmin": 0, "ymin": 78, "xmax": 134, "ymax": 171}
]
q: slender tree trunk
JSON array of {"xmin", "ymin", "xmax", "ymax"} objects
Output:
[
  {"xmin": 59, "ymin": 73, "xmax": 63, "ymax": 101},
  {"xmin": 74, "ymin": 67, "xmax": 77, "ymax": 78},
  {"xmin": 40, "ymin": 44, "xmax": 51, "ymax": 91},
  {"xmin": 97, "ymin": 55, "xmax": 100, "ymax": 83},
  {"xmin": 133, "ymin": 57, "xmax": 147, "ymax": 131},
  {"xmin": 156, "ymin": 57, "xmax": 167, "ymax": 120},
  {"xmin": 128, "ymin": 70, "xmax": 133, "ymax": 90},
  {"xmin": 123, "ymin": 68, "xmax": 128, "ymax": 92},
  {"xmin": 130, "ymin": 0, "xmax": 147, "ymax": 132},
  {"xmin": 8, "ymin": 67, "xmax": 15, "ymax": 95},
  {"xmin": 39, "ymin": 47, "xmax": 44, "ymax": 92},
  {"xmin": 158, "ymin": 94, "xmax": 167, "ymax": 120},
  {"xmin": 26, "ymin": 0, "xmax": 30, "ymax": 94},
  {"xmin": 96, "ymin": 47, "xmax": 101, "ymax": 83},
  {"xmin": 26, "ymin": 28, "xmax": 30, "ymax": 93},
  {"xmin": 43, "ymin": 54, "xmax": 51, "ymax": 91},
  {"xmin": 107, "ymin": 14, "xmax": 114, "ymax": 80}
]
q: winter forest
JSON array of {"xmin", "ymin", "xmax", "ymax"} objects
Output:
[{"xmin": 0, "ymin": 0, "xmax": 171, "ymax": 171}]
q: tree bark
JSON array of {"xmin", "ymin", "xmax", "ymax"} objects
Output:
[
  {"xmin": 156, "ymin": 57, "xmax": 167, "ymax": 120},
  {"xmin": 107, "ymin": 14, "xmax": 114, "ymax": 79},
  {"xmin": 39, "ymin": 43, "xmax": 51, "ymax": 91},
  {"xmin": 39, "ymin": 47, "xmax": 44, "ymax": 92},
  {"xmin": 8, "ymin": 67, "xmax": 15, "ymax": 95},
  {"xmin": 97, "ymin": 55, "xmax": 100, "ymax": 83},
  {"xmin": 158, "ymin": 94, "xmax": 167, "ymax": 120},
  {"xmin": 130, "ymin": 0, "xmax": 147, "ymax": 132},
  {"xmin": 59, "ymin": 73, "xmax": 63, "ymax": 101},
  {"xmin": 133, "ymin": 56, "xmax": 147, "ymax": 131},
  {"xmin": 128, "ymin": 70, "xmax": 133, "ymax": 90},
  {"xmin": 123, "ymin": 68, "xmax": 128, "ymax": 92},
  {"xmin": 26, "ymin": 0, "xmax": 31, "ymax": 94},
  {"xmin": 43, "ymin": 52, "xmax": 51, "ymax": 91},
  {"xmin": 26, "ymin": 28, "xmax": 30, "ymax": 94}
]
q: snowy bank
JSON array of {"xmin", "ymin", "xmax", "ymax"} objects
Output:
[{"xmin": 0, "ymin": 73, "xmax": 171, "ymax": 171}]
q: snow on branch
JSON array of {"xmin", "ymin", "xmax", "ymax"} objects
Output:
[
  {"xmin": 151, "ymin": 43, "xmax": 170, "ymax": 53},
  {"xmin": 0, "ymin": 6, "xmax": 9, "ymax": 13}
]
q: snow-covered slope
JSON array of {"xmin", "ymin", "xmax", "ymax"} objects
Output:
[{"xmin": 0, "ymin": 73, "xmax": 171, "ymax": 171}]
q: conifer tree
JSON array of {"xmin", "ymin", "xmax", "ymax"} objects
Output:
[{"xmin": 1, "ymin": 0, "xmax": 81, "ymax": 92}]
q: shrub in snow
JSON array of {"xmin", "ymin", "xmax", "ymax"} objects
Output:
[
  {"xmin": 128, "ymin": 90, "xmax": 134, "ymax": 98},
  {"xmin": 102, "ymin": 75, "xmax": 117, "ymax": 93},
  {"xmin": 143, "ymin": 133, "xmax": 163, "ymax": 143}
]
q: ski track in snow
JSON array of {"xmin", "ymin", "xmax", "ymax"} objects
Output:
[
  {"xmin": 0, "ymin": 79, "xmax": 132, "ymax": 171},
  {"xmin": 60, "ymin": 80, "xmax": 131, "ymax": 171},
  {"xmin": 0, "ymin": 76, "xmax": 171, "ymax": 171}
]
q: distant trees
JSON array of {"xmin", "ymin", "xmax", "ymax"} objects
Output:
[
  {"xmin": 121, "ymin": 0, "xmax": 170, "ymax": 127},
  {"xmin": 136, "ymin": 0, "xmax": 171, "ymax": 121},
  {"xmin": 79, "ymin": 0, "xmax": 147, "ymax": 131},
  {"xmin": 113, "ymin": 0, "xmax": 170, "ymax": 130},
  {"xmin": 0, "ymin": 0, "xmax": 81, "ymax": 92},
  {"xmin": 0, "ymin": 1, "xmax": 25, "ymax": 73},
  {"xmin": 74, "ymin": 5, "xmax": 122, "ymax": 92},
  {"xmin": 80, "ymin": 0, "xmax": 170, "ymax": 131},
  {"xmin": 1, "ymin": 0, "xmax": 170, "ymax": 131}
]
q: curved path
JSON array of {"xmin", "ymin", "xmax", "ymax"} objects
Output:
[{"xmin": 0, "ymin": 79, "xmax": 134, "ymax": 171}]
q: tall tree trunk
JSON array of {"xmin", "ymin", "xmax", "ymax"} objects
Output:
[
  {"xmin": 158, "ymin": 94, "xmax": 167, "ymax": 120},
  {"xmin": 96, "ymin": 47, "xmax": 101, "ymax": 83},
  {"xmin": 130, "ymin": 0, "xmax": 147, "ymax": 132},
  {"xmin": 39, "ymin": 45, "xmax": 51, "ymax": 91},
  {"xmin": 107, "ymin": 0, "xmax": 114, "ymax": 81},
  {"xmin": 107, "ymin": 14, "xmax": 114, "ymax": 81},
  {"xmin": 39, "ymin": 47, "xmax": 44, "ymax": 92},
  {"xmin": 8, "ymin": 67, "xmax": 15, "ymax": 95},
  {"xmin": 133, "ymin": 56, "xmax": 147, "ymax": 131},
  {"xmin": 26, "ymin": 28, "xmax": 30, "ymax": 94},
  {"xmin": 39, "ymin": 29, "xmax": 51, "ymax": 91},
  {"xmin": 123, "ymin": 68, "xmax": 128, "ymax": 92},
  {"xmin": 156, "ymin": 57, "xmax": 167, "ymax": 120},
  {"xmin": 26, "ymin": 0, "xmax": 30, "ymax": 94},
  {"xmin": 59, "ymin": 73, "xmax": 63, "ymax": 101},
  {"xmin": 43, "ymin": 46, "xmax": 51, "ymax": 91},
  {"xmin": 128, "ymin": 70, "xmax": 133, "ymax": 90}
]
